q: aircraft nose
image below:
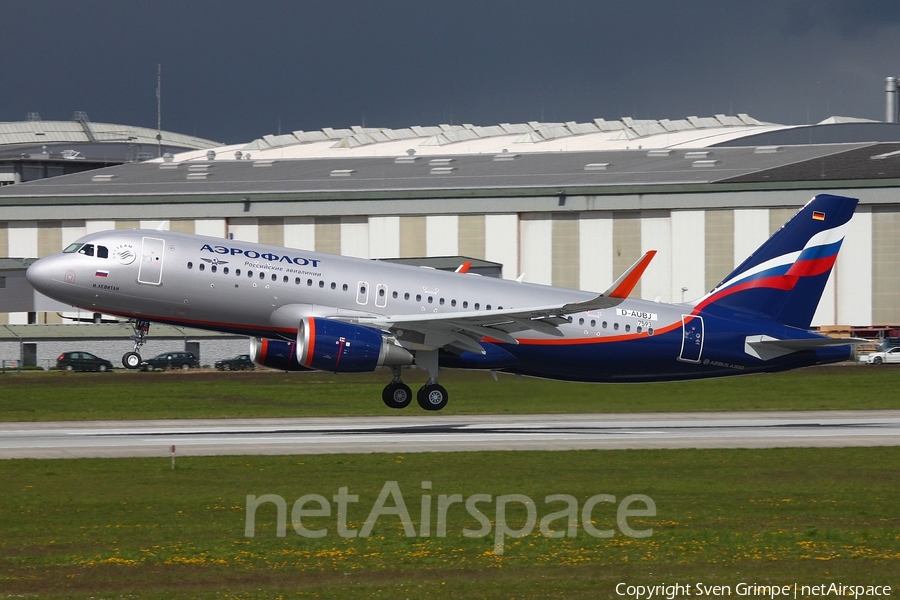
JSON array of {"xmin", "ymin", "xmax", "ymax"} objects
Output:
[{"xmin": 25, "ymin": 257, "xmax": 55, "ymax": 294}]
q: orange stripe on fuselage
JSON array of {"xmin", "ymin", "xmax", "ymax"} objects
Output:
[{"xmin": 485, "ymin": 319, "xmax": 683, "ymax": 347}]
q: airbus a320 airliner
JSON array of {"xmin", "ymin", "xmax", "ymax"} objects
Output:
[{"xmin": 26, "ymin": 194, "xmax": 861, "ymax": 411}]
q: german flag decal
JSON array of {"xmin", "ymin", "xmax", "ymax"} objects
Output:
[{"xmin": 812, "ymin": 211, "xmax": 826, "ymax": 221}]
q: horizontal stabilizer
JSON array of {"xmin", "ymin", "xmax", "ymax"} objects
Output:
[{"xmin": 745, "ymin": 335, "xmax": 867, "ymax": 361}]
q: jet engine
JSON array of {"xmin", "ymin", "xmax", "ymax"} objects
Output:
[
  {"xmin": 249, "ymin": 338, "xmax": 309, "ymax": 371},
  {"xmin": 297, "ymin": 317, "xmax": 413, "ymax": 373}
]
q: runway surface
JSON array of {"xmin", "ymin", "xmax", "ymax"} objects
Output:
[{"xmin": 1, "ymin": 410, "xmax": 899, "ymax": 458}]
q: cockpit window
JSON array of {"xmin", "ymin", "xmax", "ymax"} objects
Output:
[
  {"xmin": 78, "ymin": 244, "xmax": 95, "ymax": 257},
  {"xmin": 63, "ymin": 243, "xmax": 83, "ymax": 253},
  {"xmin": 97, "ymin": 245, "xmax": 109, "ymax": 259}
]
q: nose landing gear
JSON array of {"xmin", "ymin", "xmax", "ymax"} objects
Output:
[{"xmin": 122, "ymin": 320, "xmax": 150, "ymax": 369}]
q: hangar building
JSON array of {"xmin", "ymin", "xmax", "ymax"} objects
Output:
[
  {"xmin": 1, "ymin": 113, "xmax": 898, "ymax": 342},
  {"xmin": 0, "ymin": 114, "xmax": 220, "ymax": 187}
]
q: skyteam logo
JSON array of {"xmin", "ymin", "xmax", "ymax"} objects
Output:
[
  {"xmin": 114, "ymin": 243, "xmax": 136, "ymax": 266},
  {"xmin": 200, "ymin": 244, "xmax": 321, "ymax": 267}
]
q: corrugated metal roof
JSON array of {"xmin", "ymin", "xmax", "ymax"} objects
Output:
[{"xmin": 0, "ymin": 142, "xmax": 885, "ymax": 202}]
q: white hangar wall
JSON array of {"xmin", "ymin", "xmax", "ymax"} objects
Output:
[{"xmin": 0, "ymin": 191, "xmax": 896, "ymax": 327}]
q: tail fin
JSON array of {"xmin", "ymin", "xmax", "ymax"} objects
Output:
[{"xmin": 695, "ymin": 194, "xmax": 858, "ymax": 329}]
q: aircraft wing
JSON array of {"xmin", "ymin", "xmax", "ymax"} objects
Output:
[{"xmin": 349, "ymin": 251, "xmax": 656, "ymax": 354}]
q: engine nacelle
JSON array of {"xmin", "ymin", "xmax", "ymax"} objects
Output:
[
  {"xmin": 297, "ymin": 317, "xmax": 413, "ymax": 373},
  {"xmin": 250, "ymin": 338, "xmax": 309, "ymax": 371}
]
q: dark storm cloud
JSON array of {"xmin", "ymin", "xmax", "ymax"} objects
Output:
[{"xmin": 2, "ymin": 1, "xmax": 899, "ymax": 143}]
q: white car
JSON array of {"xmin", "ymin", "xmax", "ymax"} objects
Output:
[{"xmin": 863, "ymin": 347, "xmax": 900, "ymax": 364}]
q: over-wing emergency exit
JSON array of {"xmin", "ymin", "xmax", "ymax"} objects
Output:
[{"xmin": 26, "ymin": 194, "xmax": 862, "ymax": 411}]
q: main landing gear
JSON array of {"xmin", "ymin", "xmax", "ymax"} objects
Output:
[
  {"xmin": 381, "ymin": 350, "xmax": 449, "ymax": 411},
  {"xmin": 122, "ymin": 319, "xmax": 150, "ymax": 369}
]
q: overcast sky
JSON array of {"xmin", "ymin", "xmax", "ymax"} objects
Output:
[{"xmin": 3, "ymin": 1, "xmax": 900, "ymax": 144}]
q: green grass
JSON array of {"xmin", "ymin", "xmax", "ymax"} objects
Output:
[
  {"xmin": 2, "ymin": 364, "xmax": 900, "ymax": 421},
  {"xmin": 0, "ymin": 448, "xmax": 898, "ymax": 598}
]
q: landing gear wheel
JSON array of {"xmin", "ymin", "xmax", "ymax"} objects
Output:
[
  {"xmin": 382, "ymin": 382, "xmax": 413, "ymax": 409},
  {"xmin": 417, "ymin": 383, "xmax": 449, "ymax": 411},
  {"xmin": 122, "ymin": 352, "xmax": 142, "ymax": 370}
]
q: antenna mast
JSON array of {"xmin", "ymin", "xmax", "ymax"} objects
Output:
[{"xmin": 156, "ymin": 64, "xmax": 162, "ymax": 157}]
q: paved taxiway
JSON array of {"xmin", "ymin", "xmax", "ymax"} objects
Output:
[{"xmin": 1, "ymin": 410, "xmax": 899, "ymax": 458}]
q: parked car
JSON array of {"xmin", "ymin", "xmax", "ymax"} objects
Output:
[
  {"xmin": 862, "ymin": 347, "xmax": 900, "ymax": 365},
  {"xmin": 56, "ymin": 351, "xmax": 114, "ymax": 372},
  {"xmin": 214, "ymin": 354, "xmax": 255, "ymax": 371},
  {"xmin": 140, "ymin": 351, "xmax": 199, "ymax": 371}
]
